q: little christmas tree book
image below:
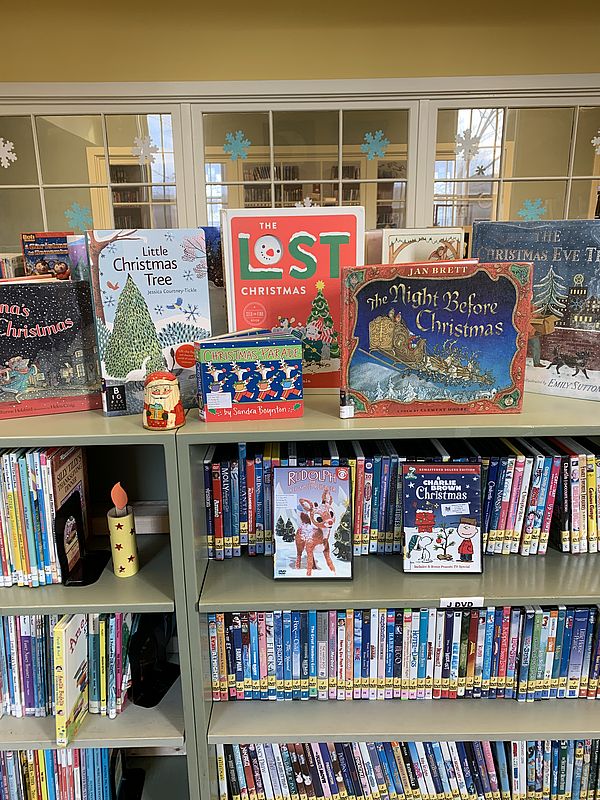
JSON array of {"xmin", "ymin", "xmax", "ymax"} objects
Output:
[
  {"xmin": 87, "ymin": 229, "xmax": 211, "ymax": 415},
  {"xmin": 381, "ymin": 227, "xmax": 465, "ymax": 264},
  {"xmin": 472, "ymin": 220, "xmax": 600, "ymax": 401},
  {"xmin": 340, "ymin": 260, "xmax": 532, "ymax": 418},
  {"xmin": 221, "ymin": 207, "xmax": 365, "ymax": 390}
]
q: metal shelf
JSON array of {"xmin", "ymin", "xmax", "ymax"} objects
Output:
[
  {"xmin": 198, "ymin": 549, "xmax": 600, "ymax": 612},
  {"xmin": 1, "ymin": 535, "xmax": 174, "ymax": 614},
  {"xmin": 208, "ymin": 698, "xmax": 600, "ymax": 744}
]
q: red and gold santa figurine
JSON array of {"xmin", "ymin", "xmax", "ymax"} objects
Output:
[{"xmin": 143, "ymin": 371, "xmax": 186, "ymax": 430}]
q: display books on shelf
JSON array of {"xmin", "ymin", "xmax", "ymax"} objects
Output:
[
  {"xmin": 340, "ymin": 260, "xmax": 532, "ymax": 418},
  {"xmin": 53, "ymin": 613, "xmax": 88, "ymax": 746},
  {"xmin": 0, "ymin": 252, "xmax": 24, "ymax": 279},
  {"xmin": 20, "ymin": 231, "xmax": 74, "ymax": 279},
  {"xmin": 472, "ymin": 220, "xmax": 600, "ymax": 401},
  {"xmin": 87, "ymin": 228, "xmax": 212, "ymax": 415},
  {"xmin": 273, "ymin": 466, "xmax": 352, "ymax": 579},
  {"xmin": 221, "ymin": 207, "xmax": 365, "ymax": 390},
  {"xmin": 403, "ymin": 463, "xmax": 482, "ymax": 573},
  {"xmin": 381, "ymin": 228, "xmax": 465, "ymax": 264},
  {"xmin": 0, "ymin": 280, "xmax": 101, "ymax": 419}
]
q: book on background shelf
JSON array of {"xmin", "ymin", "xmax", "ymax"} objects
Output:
[
  {"xmin": 471, "ymin": 220, "xmax": 600, "ymax": 402},
  {"xmin": 53, "ymin": 613, "xmax": 88, "ymax": 746},
  {"xmin": 0, "ymin": 252, "xmax": 24, "ymax": 279},
  {"xmin": 381, "ymin": 227, "xmax": 466, "ymax": 263},
  {"xmin": 339, "ymin": 261, "xmax": 532, "ymax": 418},
  {"xmin": 87, "ymin": 228, "xmax": 212, "ymax": 416},
  {"xmin": 221, "ymin": 206, "xmax": 365, "ymax": 390},
  {"xmin": 20, "ymin": 231, "xmax": 74, "ymax": 279}
]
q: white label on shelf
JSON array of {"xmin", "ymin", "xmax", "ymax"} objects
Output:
[
  {"xmin": 340, "ymin": 405, "xmax": 354, "ymax": 419},
  {"xmin": 440, "ymin": 596, "xmax": 484, "ymax": 609},
  {"xmin": 207, "ymin": 393, "xmax": 232, "ymax": 409}
]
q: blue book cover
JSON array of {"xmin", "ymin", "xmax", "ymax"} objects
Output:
[
  {"xmin": 417, "ymin": 609, "xmax": 428, "ymax": 694},
  {"xmin": 273, "ymin": 611, "xmax": 284, "ymax": 701},
  {"xmin": 482, "ymin": 456, "xmax": 500, "ymax": 537},
  {"xmin": 370, "ymin": 452, "xmax": 382, "ymax": 551},
  {"xmin": 221, "ymin": 460, "xmax": 232, "ymax": 559},
  {"xmin": 87, "ymin": 228, "xmax": 211, "ymax": 415},
  {"xmin": 493, "ymin": 742, "xmax": 510, "ymax": 800},
  {"xmin": 231, "ymin": 615, "xmax": 244, "ymax": 694},
  {"xmin": 101, "ymin": 749, "xmax": 111, "ymax": 800},
  {"xmin": 558, "ymin": 608, "xmax": 576, "ymax": 698},
  {"xmin": 551, "ymin": 605, "xmax": 567, "ymax": 698},
  {"xmin": 482, "ymin": 606, "xmax": 496, "ymax": 699},
  {"xmin": 254, "ymin": 453, "xmax": 264, "ymax": 555},
  {"xmin": 17, "ymin": 454, "xmax": 40, "ymax": 586},
  {"xmin": 472, "ymin": 220, "xmax": 600, "ymax": 401},
  {"xmin": 238, "ymin": 443, "xmax": 248, "ymax": 545},
  {"xmin": 230, "ymin": 459, "xmax": 240, "ymax": 557},
  {"xmin": 551, "ymin": 742, "xmax": 560, "ymax": 799},
  {"xmin": 568, "ymin": 607, "xmax": 590, "ymax": 697},
  {"xmin": 29, "ymin": 452, "xmax": 51, "ymax": 585},
  {"xmin": 456, "ymin": 742, "xmax": 477, "ymax": 798},
  {"xmin": 283, "ymin": 611, "xmax": 292, "ymax": 700},
  {"xmin": 383, "ymin": 741, "xmax": 405, "ymax": 796},
  {"xmin": 489, "ymin": 457, "xmax": 508, "ymax": 549},
  {"xmin": 378, "ymin": 454, "xmax": 391, "ymax": 553}
]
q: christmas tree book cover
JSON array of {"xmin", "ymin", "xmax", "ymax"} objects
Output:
[
  {"xmin": 87, "ymin": 228, "xmax": 211, "ymax": 415},
  {"xmin": 0, "ymin": 280, "xmax": 101, "ymax": 419},
  {"xmin": 222, "ymin": 207, "xmax": 365, "ymax": 390},
  {"xmin": 472, "ymin": 220, "xmax": 600, "ymax": 402},
  {"xmin": 402, "ymin": 463, "xmax": 482, "ymax": 573},
  {"xmin": 339, "ymin": 260, "xmax": 532, "ymax": 418},
  {"xmin": 381, "ymin": 227, "xmax": 465, "ymax": 264},
  {"xmin": 273, "ymin": 466, "xmax": 352, "ymax": 579}
]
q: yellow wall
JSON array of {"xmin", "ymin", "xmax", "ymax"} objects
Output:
[{"xmin": 2, "ymin": 0, "xmax": 600, "ymax": 82}]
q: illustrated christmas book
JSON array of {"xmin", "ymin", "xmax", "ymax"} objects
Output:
[
  {"xmin": 402, "ymin": 463, "xmax": 482, "ymax": 573},
  {"xmin": 472, "ymin": 220, "xmax": 600, "ymax": 401},
  {"xmin": 381, "ymin": 227, "xmax": 465, "ymax": 264},
  {"xmin": 21, "ymin": 231, "xmax": 74, "ymax": 279},
  {"xmin": 87, "ymin": 228, "xmax": 212, "ymax": 415},
  {"xmin": 221, "ymin": 207, "xmax": 365, "ymax": 390},
  {"xmin": 340, "ymin": 260, "xmax": 532, "ymax": 418}
]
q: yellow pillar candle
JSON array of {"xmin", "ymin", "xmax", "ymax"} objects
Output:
[{"xmin": 108, "ymin": 482, "xmax": 139, "ymax": 578}]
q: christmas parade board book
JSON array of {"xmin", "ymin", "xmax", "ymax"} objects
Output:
[
  {"xmin": 273, "ymin": 465, "xmax": 352, "ymax": 579},
  {"xmin": 21, "ymin": 231, "xmax": 74, "ymax": 278},
  {"xmin": 53, "ymin": 613, "xmax": 88, "ymax": 746},
  {"xmin": 87, "ymin": 228, "xmax": 211, "ymax": 415},
  {"xmin": 402, "ymin": 463, "xmax": 482, "ymax": 573},
  {"xmin": 381, "ymin": 227, "xmax": 465, "ymax": 264},
  {"xmin": 339, "ymin": 260, "xmax": 532, "ymax": 418},
  {"xmin": 0, "ymin": 280, "xmax": 101, "ymax": 419},
  {"xmin": 221, "ymin": 207, "xmax": 365, "ymax": 390},
  {"xmin": 472, "ymin": 220, "xmax": 600, "ymax": 401}
]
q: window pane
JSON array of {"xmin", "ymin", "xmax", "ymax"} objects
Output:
[
  {"xmin": 106, "ymin": 113, "xmax": 175, "ymax": 185},
  {"xmin": 375, "ymin": 182, "xmax": 406, "ymax": 229},
  {"xmin": 111, "ymin": 186, "xmax": 178, "ymax": 228},
  {"xmin": 273, "ymin": 111, "xmax": 338, "ymax": 181},
  {"xmin": 573, "ymin": 107, "xmax": 600, "ymax": 176},
  {"xmin": 0, "ymin": 188, "xmax": 43, "ymax": 250},
  {"xmin": 433, "ymin": 180, "xmax": 498, "ymax": 226},
  {"xmin": 273, "ymin": 181, "xmax": 336, "ymax": 209},
  {"xmin": 342, "ymin": 110, "xmax": 408, "ymax": 180},
  {"xmin": 503, "ymin": 107, "xmax": 574, "ymax": 177},
  {"xmin": 436, "ymin": 109, "xmax": 503, "ymax": 179},
  {"xmin": 244, "ymin": 183, "xmax": 273, "ymax": 208},
  {"xmin": 37, "ymin": 115, "xmax": 106, "ymax": 184},
  {"xmin": 568, "ymin": 179, "xmax": 600, "ymax": 218},
  {"xmin": 45, "ymin": 187, "xmax": 111, "ymax": 231},
  {"xmin": 498, "ymin": 180, "xmax": 567, "ymax": 221},
  {"xmin": 203, "ymin": 112, "xmax": 270, "ymax": 179},
  {"xmin": 0, "ymin": 117, "xmax": 38, "ymax": 185}
]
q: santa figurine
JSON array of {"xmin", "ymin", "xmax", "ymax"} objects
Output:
[{"xmin": 143, "ymin": 370, "xmax": 185, "ymax": 430}]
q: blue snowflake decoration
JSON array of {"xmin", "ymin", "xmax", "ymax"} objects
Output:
[
  {"xmin": 64, "ymin": 202, "xmax": 93, "ymax": 232},
  {"xmin": 184, "ymin": 304, "xmax": 199, "ymax": 322},
  {"xmin": 104, "ymin": 295, "xmax": 115, "ymax": 308},
  {"xmin": 164, "ymin": 231, "xmax": 174, "ymax": 241},
  {"xmin": 360, "ymin": 130, "xmax": 390, "ymax": 160},
  {"xmin": 517, "ymin": 198, "xmax": 547, "ymax": 221},
  {"xmin": 224, "ymin": 130, "xmax": 251, "ymax": 161},
  {"xmin": 155, "ymin": 305, "xmax": 164, "ymax": 315},
  {"xmin": 105, "ymin": 243, "xmax": 117, "ymax": 254},
  {"xmin": 184, "ymin": 270, "xmax": 194, "ymax": 281}
]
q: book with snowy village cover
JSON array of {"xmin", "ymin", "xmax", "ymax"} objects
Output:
[
  {"xmin": 273, "ymin": 466, "xmax": 352, "ymax": 579},
  {"xmin": 222, "ymin": 207, "xmax": 365, "ymax": 390},
  {"xmin": 87, "ymin": 229, "xmax": 211, "ymax": 415},
  {"xmin": 472, "ymin": 220, "xmax": 600, "ymax": 401},
  {"xmin": 339, "ymin": 260, "xmax": 532, "ymax": 418},
  {"xmin": 381, "ymin": 227, "xmax": 465, "ymax": 264},
  {"xmin": 403, "ymin": 463, "xmax": 482, "ymax": 573}
]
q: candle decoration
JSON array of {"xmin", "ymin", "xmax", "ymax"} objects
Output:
[{"xmin": 107, "ymin": 482, "xmax": 139, "ymax": 578}]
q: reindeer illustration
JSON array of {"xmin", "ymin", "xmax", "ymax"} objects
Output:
[
  {"xmin": 295, "ymin": 488, "xmax": 337, "ymax": 577},
  {"xmin": 204, "ymin": 362, "xmax": 226, "ymax": 394},
  {"xmin": 254, "ymin": 361, "xmax": 278, "ymax": 400},
  {"xmin": 279, "ymin": 360, "xmax": 301, "ymax": 400},
  {"xmin": 230, "ymin": 362, "xmax": 253, "ymax": 402}
]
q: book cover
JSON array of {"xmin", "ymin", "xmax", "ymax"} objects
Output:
[
  {"xmin": 472, "ymin": 220, "xmax": 600, "ymax": 401},
  {"xmin": 0, "ymin": 280, "xmax": 101, "ymax": 419},
  {"xmin": 222, "ymin": 207, "xmax": 365, "ymax": 390},
  {"xmin": 340, "ymin": 260, "xmax": 532, "ymax": 418},
  {"xmin": 403, "ymin": 463, "xmax": 482, "ymax": 573},
  {"xmin": 47, "ymin": 447, "xmax": 88, "ymax": 585},
  {"xmin": 53, "ymin": 613, "xmax": 88, "ymax": 746},
  {"xmin": 273, "ymin": 466, "xmax": 352, "ymax": 579},
  {"xmin": 381, "ymin": 228, "xmax": 465, "ymax": 264},
  {"xmin": 21, "ymin": 232, "xmax": 74, "ymax": 279},
  {"xmin": 87, "ymin": 228, "xmax": 211, "ymax": 415}
]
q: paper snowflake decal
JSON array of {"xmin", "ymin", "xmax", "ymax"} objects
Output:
[
  {"xmin": 455, "ymin": 129, "xmax": 480, "ymax": 159},
  {"xmin": 184, "ymin": 304, "xmax": 200, "ymax": 322},
  {"xmin": 132, "ymin": 135, "xmax": 159, "ymax": 165},
  {"xmin": 64, "ymin": 202, "xmax": 92, "ymax": 231},
  {"xmin": 0, "ymin": 138, "xmax": 17, "ymax": 169},
  {"xmin": 592, "ymin": 130, "xmax": 600, "ymax": 155},
  {"xmin": 164, "ymin": 231, "xmax": 174, "ymax": 241},
  {"xmin": 475, "ymin": 165, "xmax": 486, "ymax": 176},
  {"xmin": 295, "ymin": 197, "xmax": 314, "ymax": 207},
  {"xmin": 518, "ymin": 198, "xmax": 547, "ymax": 221},
  {"xmin": 223, "ymin": 130, "xmax": 251, "ymax": 161},
  {"xmin": 360, "ymin": 130, "xmax": 390, "ymax": 160}
]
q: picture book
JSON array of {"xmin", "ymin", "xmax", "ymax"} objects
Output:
[
  {"xmin": 340, "ymin": 260, "xmax": 532, "ymax": 418},
  {"xmin": 67, "ymin": 235, "xmax": 90, "ymax": 281},
  {"xmin": 222, "ymin": 207, "xmax": 365, "ymax": 390},
  {"xmin": 53, "ymin": 613, "xmax": 88, "ymax": 746},
  {"xmin": 0, "ymin": 252, "xmax": 24, "ymax": 279},
  {"xmin": 0, "ymin": 280, "xmax": 101, "ymax": 419},
  {"xmin": 472, "ymin": 220, "xmax": 600, "ymax": 401},
  {"xmin": 196, "ymin": 332, "xmax": 303, "ymax": 421},
  {"xmin": 381, "ymin": 228, "xmax": 465, "ymax": 264},
  {"xmin": 273, "ymin": 466, "xmax": 352, "ymax": 579},
  {"xmin": 21, "ymin": 232, "xmax": 74, "ymax": 279},
  {"xmin": 402, "ymin": 463, "xmax": 482, "ymax": 573},
  {"xmin": 87, "ymin": 228, "xmax": 212, "ymax": 415}
]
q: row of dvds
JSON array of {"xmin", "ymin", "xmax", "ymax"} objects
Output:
[
  {"xmin": 207, "ymin": 605, "xmax": 600, "ymax": 703},
  {"xmin": 0, "ymin": 748, "xmax": 113, "ymax": 800},
  {"xmin": 215, "ymin": 739, "xmax": 600, "ymax": 800},
  {"xmin": 0, "ymin": 252, "xmax": 23, "ymax": 280}
]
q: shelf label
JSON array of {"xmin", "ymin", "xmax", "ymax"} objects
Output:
[{"xmin": 440, "ymin": 596, "xmax": 484, "ymax": 609}]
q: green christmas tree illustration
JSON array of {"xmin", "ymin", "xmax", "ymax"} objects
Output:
[
  {"xmin": 333, "ymin": 502, "xmax": 352, "ymax": 562},
  {"xmin": 104, "ymin": 275, "xmax": 166, "ymax": 378},
  {"xmin": 275, "ymin": 515, "xmax": 286, "ymax": 538},
  {"xmin": 284, "ymin": 519, "xmax": 295, "ymax": 542},
  {"xmin": 303, "ymin": 280, "xmax": 340, "ymax": 364}
]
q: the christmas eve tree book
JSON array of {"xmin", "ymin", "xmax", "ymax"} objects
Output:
[{"xmin": 87, "ymin": 229, "xmax": 211, "ymax": 415}]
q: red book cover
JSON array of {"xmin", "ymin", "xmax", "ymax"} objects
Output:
[
  {"xmin": 497, "ymin": 605, "xmax": 512, "ymax": 698},
  {"xmin": 340, "ymin": 260, "xmax": 532, "ymax": 417},
  {"xmin": 246, "ymin": 457, "xmax": 255, "ymax": 555},
  {"xmin": 222, "ymin": 207, "xmax": 365, "ymax": 389}
]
